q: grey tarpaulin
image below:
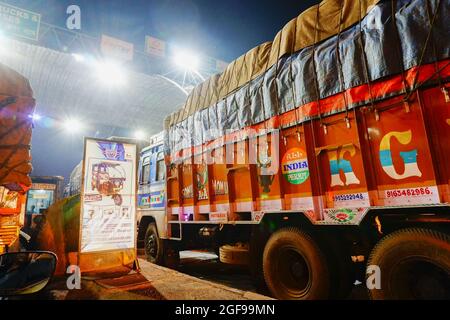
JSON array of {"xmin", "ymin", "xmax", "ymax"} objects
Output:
[{"xmin": 166, "ymin": 0, "xmax": 450, "ymax": 156}]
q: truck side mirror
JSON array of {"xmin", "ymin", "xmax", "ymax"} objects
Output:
[{"xmin": 0, "ymin": 251, "xmax": 57, "ymax": 296}]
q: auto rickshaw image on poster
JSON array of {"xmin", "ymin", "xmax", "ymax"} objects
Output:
[{"xmin": 90, "ymin": 162, "xmax": 126, "ymax": 206}]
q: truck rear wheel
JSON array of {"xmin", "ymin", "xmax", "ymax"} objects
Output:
[
  {"xmin": 144, "ymin": 223, "xmax": 164, "ymax": 265},
  {"xmin": 262, "ymin": 227, "xmax": 330, "ymax": 300},
  {"xmin": 367, "ymin": 228, "xmax": 450, "ymax": 300}
]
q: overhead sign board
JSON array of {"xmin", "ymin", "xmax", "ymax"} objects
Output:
[
  {"xmin": 0, "ymin": 2, "xmax": 41, "ymax": 41},
  {"xmin": 101, "ymin": 34, "xmax": 134, "ymax": 62},
  {"xmin": 145, "ymin": 36, "xmax": 166, "ymax": 57}
]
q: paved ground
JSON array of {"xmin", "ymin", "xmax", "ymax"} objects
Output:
[
  {"xmin": 26, "ymin": 250, "xmax": 366, "ymax": 300},
  {"xmin": 138, "ymin": 258, "xmax": 272, "ymax": 300},
  {"xmin": 40, "ymin": 267, "xmax": 165, "ymax": 300},
  {"xmin": 169, "ymin": 250, "xmax": 369, "ymax": 300},
  {"xmin": 30, "ymin": 253, "xmax": 272, "ymax": 300},
  {"xmin": 177, "ymin": 251, "xmax": 262, "ymax": 293}
]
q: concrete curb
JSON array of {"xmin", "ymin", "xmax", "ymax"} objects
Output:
[{"xmin": 138, "ymin": 259, "xmax": 274, "ymax": 300}]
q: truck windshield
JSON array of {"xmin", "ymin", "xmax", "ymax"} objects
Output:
[
  {"xmin": 140, "ymin": 156, "xmax": 150, "ymax": 185},
  {"xmin": 156, "ymin": 152, "xmax": 165, "ymax": 182}
]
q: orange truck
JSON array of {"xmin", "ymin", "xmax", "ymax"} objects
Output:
[
  {"xmin": 137, "ymin": 0, "xmax": 450, "ymax": 299},
  {"xmin": 0, "ymin": 63, "xmax": 36, "ymax": 254}
]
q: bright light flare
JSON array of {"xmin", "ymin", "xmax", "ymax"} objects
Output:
[
  {"xmin": 29, "ymin": 113, "xmax": 42, "ymax": 121},
  {"xmin": 95, "ymin": 60, "xmax": 127, "ymax": 86},
  {"xmin": 173, "ymin": 51, "xmax": 200, "ymax": 71},
  {"xmin": 63, "ymin": 118, "xmax": 84, "ymax": 134},
  {"xmin": 134, "ymin": 130, "xmax": 147, "ymax": 141},
  {"xmin": 71, "ymin": 53, "xmax": 85, "ymax": 62}
]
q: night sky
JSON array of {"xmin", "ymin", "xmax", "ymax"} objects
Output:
[{"xmin": 3, "ymin": 0, "xmax": 318, "ymax": 181}]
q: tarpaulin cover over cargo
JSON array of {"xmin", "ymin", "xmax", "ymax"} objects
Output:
[
  {"xmin": 0, "ymin": 63, "xmax": 35, "ymax": 193},
  {"xmin": 164, "ymin": 0, "xmax": 450, "ymax": 156}
]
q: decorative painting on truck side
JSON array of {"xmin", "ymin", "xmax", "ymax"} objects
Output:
[
  {"xmin": 251, "ymin": 211, "xmax": 264, "ymax": 222},
  {"xmin": 196, "ymin": 165, "xmax": 208, "ymax": 200},
  {"xmin": 328, "ymin": 145, "xmax": 360, "ymax": 187},
  {"xmin": 182, "ymin": 184, "xmax": 193, "ymax": 199},
  {"xmin": 138, "ymin": 193, "xmax": 150, "ymax": 207},
  {"xmin": 212, "ymin": 180, "xmax": 228, "ymax": 195},
  {"xmin": 257, "ymin": 139, "xmax": 276, "ymax": 194},
  {"xmin": 379, "ymin": 130, "xmax": 422, "ymax": 180},
  {"xmin": 319, "ymin": 208, "xmax": 369, "ymax": 225},
  {"xmin": 282, "ymin": 147, "xmax": 310, "ymax": 185},
  {"xmin": 150, "ymin": 191, "xmax": 165, "ymax": 208}
]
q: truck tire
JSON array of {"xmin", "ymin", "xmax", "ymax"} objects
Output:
[
  {"xmin": 262, "ymin": 227, "xmax": 330, "ymax": 300},
  {"xmin": 219, "ymin": 244, "xmax": 249, "ymax": 265},
  {"xmin": 144, "ymin": 223, "xmax": 164, "ymax": 265},
  {"xmin": 367, "ymin": 228, "xmax": 450, "ymax": 300}
]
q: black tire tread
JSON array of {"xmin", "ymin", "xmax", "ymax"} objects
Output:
[
  {"xmin": 262, "ymin": 227, "xmax": 330, "ymax": 300},
  {"xmin": 367, "ymin": 227, "xmax": 450, "ymax": 300}
]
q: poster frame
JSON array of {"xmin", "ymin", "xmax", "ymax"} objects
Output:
[{"xmin": 76, "ymin": 137, "xmax": 138, "ymax": 270}]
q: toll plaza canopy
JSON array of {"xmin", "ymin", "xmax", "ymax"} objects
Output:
[
  {"xmin": 0, "ymin": 38, "xmax": 187, "ymax": 132},
  {"xmin": 165, "ymin": 0, "xmax": 450, "ymax": 155}
]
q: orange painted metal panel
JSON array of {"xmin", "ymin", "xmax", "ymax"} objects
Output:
[
  {"xmin": 419, "ymin": 85, "xmax": 450, "ymax": 203},
  {"xmin": 166, "ymin": 61, "xmax": 449, "ymax": 224},
  {"xmin": 312, "ymin": 111, "xmax": 371, "ymax": 209},
  {"xmin": 362, "ymin": 95, "xmax": 440, "ymax": 206}
]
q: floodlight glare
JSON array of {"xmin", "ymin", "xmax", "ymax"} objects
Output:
[
  {"xmin": 134, "ymin": 130, "xmax": 147, "ymax": 141},
  {"xmin": 30, "ymin": 113, "xmax": 42, "ymax": 121},
  {"xmin": 173, "ymin": 51, "xmax": 200, "ymax": 71},
  {"xmin": 71, "ymin": 53, "xmax": 85, "ymax": 62},
  {"xmin": 95, "ymin": 60, "xmax": 127, "ymax": 86},
  {"xmin": 63, "ymin": 118, "xmax": 84, "ymax": 134}
]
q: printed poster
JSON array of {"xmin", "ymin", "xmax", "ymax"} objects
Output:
[{"xmin": 80, "ymin": 139, "xmax": 137, "ymax": 253}]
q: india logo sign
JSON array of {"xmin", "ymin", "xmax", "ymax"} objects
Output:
[{"xmin": 282, "ymin": 148, "xmax": 310, "ymax": 185}]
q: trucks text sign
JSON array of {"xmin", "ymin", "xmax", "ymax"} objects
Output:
[{"xmin": 0, "ymin": 2, "xmax": 41, "ymax": 41}]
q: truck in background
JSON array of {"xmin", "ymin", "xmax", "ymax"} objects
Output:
[
  {"xmin": 25, "ymin": 177, "xmax": 64, "ymax": 221},
  {"xmin": 137, "ymin": 0, "xmax": 450, "ymax": 300},
  {"xmin": 0, "ymin": 63, "xmax": 36, "ymax": 254}
]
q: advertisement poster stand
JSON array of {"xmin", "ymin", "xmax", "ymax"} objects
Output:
[{"xmin": 76, "ymin": 138, "xmax": 138, "ymax": 273}]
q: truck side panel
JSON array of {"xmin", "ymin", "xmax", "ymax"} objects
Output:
[
  {"xmin": 165, "ymin": 84, "xmax": 449, "ymax": 228},
  {"xmin": 419, "ymin": 85, "xmax": 450, "ymax": 203}
]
